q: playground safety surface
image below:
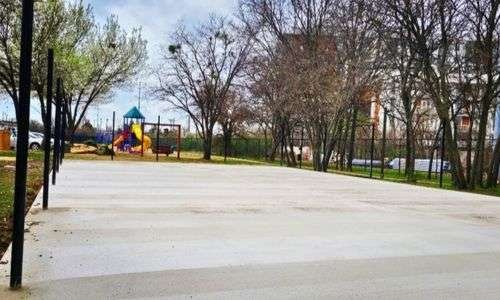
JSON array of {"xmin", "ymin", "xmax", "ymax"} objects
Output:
[{"xmin": 1, "ymin": 160, "xmax": 500, "ymax": 299}]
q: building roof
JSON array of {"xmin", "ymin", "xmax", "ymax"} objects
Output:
[{"xmin": 123, "ymin": 106, "xmax": 145, "ymax": 119}]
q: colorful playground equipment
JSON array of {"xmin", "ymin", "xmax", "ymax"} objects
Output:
[
  {"xmin": 113, "ymin": 106, "xmax": 152, "ymax": 153},
  {"xmin": 107, "ymin": 106, "xmax": 182, "ymax": 159}
]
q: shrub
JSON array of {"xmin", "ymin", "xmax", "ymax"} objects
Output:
[{"xmin": 96, "ymin": 145, "xmax": 113, "ymax": 156}]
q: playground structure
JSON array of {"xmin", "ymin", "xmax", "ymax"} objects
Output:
[
  {"xmin": 111, "ymin": 107, "xmax": 181, "ymax": 159},
  {"xmin": 112, "ymin": 107, "xmax": 151, "ymax": 153}
]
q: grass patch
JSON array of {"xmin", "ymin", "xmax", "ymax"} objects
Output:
[
  {"xmin": 0, "ymin": 150, "xmax": 44, "ymax": 257},
  {"xmin": 0, "ymin": 150, "xmax": 44, "ymax": 161},
  {"xmin": 295, "ymin": 160, "xmax": 500, "ymax": 197},
  {"xmin": 338, "ymin": 166, "xmax": 500, "ymax": 197}
]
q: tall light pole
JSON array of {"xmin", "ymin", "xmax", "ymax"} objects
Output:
[{"xmin": 138, "ymin": 82, "xmax": 142, "ymax": 110}]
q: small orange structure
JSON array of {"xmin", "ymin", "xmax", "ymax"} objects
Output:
[{"xmin": 0, "ymin": 129, "xmax": 10, "ymax": 150}]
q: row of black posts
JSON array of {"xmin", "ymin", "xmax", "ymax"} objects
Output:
[
  {"xmin": 279, "ymin": 110, "xmax": 446, "ymax": 188},
  {"xmin": 360, "ymin": 111, "xmax": 446, "ymax": 187},
  {"xmin": 10, "ymin": 0, "xmax": 67, "ymax": 286}
]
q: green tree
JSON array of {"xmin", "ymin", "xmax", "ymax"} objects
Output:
[
  {"xmin": 61, "ymin": 16, "xmax": 147, "ymax": 138},
  {"xmin": 0, "ymin": 0, "xmax": 93, "ymax": 122},
  {"xmin": 0, "ymin": 0, "xmax": 146, "ymax": 141}
]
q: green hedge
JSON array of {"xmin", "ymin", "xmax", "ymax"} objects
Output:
[{"xmin": 181, "ymin": 137, "xmax": 271, "ymax": 159}]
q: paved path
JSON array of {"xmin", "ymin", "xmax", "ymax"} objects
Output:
[{"xmin": 1, "ymin": 160, "xmax": 500, "ymax": 299}]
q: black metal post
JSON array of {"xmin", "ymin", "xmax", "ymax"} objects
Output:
[
  {"xmin": 280, "ymin": 126, "xmax": 284, "ymax": 166},
  {"xmin": 111, "ymin": 111, "xmax": 115, "ymax": 161},
  {"xmin": 257, "ymin": 139, "xmax": 261, "ymax": 159},
  {"xmin": 141, "ymin": 122, "xmax": 145, "ymax": 156},
  {"xmin": 224, "ymin": 136, "xmax": 228, "ymax": 162},
  {"xmin": 299, "ymin": 126, "xmax": 304, "ymax": 169},
  {"xmin": 176, "ymin": 125, "xmax": 181, "ymax": 159},
  {"xmin": 60, "ymin": 93, "xmax": 66, "ymax": 165},
  {"xmin": 52, "ymin": 79, "xmax": 62, "ymax": 184},
  {"xmin": 380, "ymin": 111, "xmax": 387, "ymax": 179},
  {"xmin": 440, "ymin": 121, "xmax": 446, "ymax": 188},
  {"xmin": 43, "ymin": 49, "xmax": 54, "ymax": 210},
  {"xmin": 246, "ymin": 139, "xmax": 250, "ymax": 158},
  {"xmin": 156, "ymin": 116, "xmax": 160, "ymax": 162},
  {"xmin": 369, "ymin": 123, "xmax": 375, "ymax": 178},
  {"xmin": 398, "ymin": 142, "xmax": 402, "ymax": 174},
  {"xmin": 55, "ymin": 99, "xmax": 62, "ymax": 173},
  {"xmin": 364, "ymin": 139, "xmax": 368, "ymax": 171},
  {"xmin": 10, "ymin": 0, "xmax": 35, "ymax": 289}
]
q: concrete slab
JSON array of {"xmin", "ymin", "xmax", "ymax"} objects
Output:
[{"xmin": 1, "ymin": 160, "xmax": 500, "ymax": 299}]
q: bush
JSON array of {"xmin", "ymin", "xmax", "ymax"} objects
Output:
[{"xmin": 96, "ymin": 145, "xmax": 113, "ymax": 156}]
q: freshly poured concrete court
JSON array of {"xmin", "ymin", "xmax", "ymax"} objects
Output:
[{"xmin": 1, "ymin": 160, "xmax": 500, "ymax": 299}]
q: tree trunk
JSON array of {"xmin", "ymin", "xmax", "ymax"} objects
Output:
[
  {"xmin": 405, "ymin": 124, "xmax": 416, "ymax": 182},
  {"xmin": 312, "ymin": 131, "xmax": 323, "ymax": 171},
  {"xmin": 286, "ymin": 124, "xmax": 297, "ymax": 167},
  {"xmin": 287, "ymin": 139, "xmax": 297, "ymax": 167},
  {"xmin": 347, "ymin": 106, "xmax": 358, "ymax": 172},
  {"xmin": 322, "ymin": 141, "xmax": 336, "ymax": 172},
  {"xmin": 486, "ymin": 138, "xmax": 500, "ymax": 188},
  {"xmin": 339, "ymin": 119, "xmax": 350, "ymax": 170},
  {"xmin": 443, "ymin": 120, "xmax": 467, "ymax": 189},
  {"xmin": 471, "ymin": 104, "xmax": 490, "ymax": 188},
  {"xmin": 222, "ymin": 125, "xmax": 232, "ymax": 161},
  {"xmin": 427, "ymin": 127, "xmax": 441, "ymax": 180},
  {"xmin": 465, "ymin": 115, "xmax": 474, "ymax": 184},
  {"xmin": 203, "ymin": 130, "xmax": 213, "ymax": 160},
  {"xmin": 322, "ymin": 120, "xmax": 342, "ymax": 172}
]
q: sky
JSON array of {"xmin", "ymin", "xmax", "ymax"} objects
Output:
[{"xmin": 1, "ymin": 0, "xmax": 237, "ymax": 130}]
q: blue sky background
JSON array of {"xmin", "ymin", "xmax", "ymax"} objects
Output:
[{"xmin": 1, "ymin": 0, "xmax": 237, "ymax": 131}]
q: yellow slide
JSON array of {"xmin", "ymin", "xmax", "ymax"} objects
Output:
[{"xmin": 130, "ymin": 123, "xmax": 151, "ymax": 152}]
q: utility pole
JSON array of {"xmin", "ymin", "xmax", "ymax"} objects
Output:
[{"xmin": 138, "ymin": 82, "xmax": 142, "ymax": 110}]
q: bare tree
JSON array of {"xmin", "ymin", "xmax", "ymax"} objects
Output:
[
  {"xmin": 242, "ymin": 0, "xmax": 341, "ymax": 171},
  {"xmin": 155, "ymin": 16, "xmax": 252, "ymax": 160},
  {"xmin": 376, "ymin": 8, "xmax": 425, "ymax": 182},
  {"xmin": 240, "ymin": 2, "xmax": 302, "ymax": 164},
  {"xmin": 244, "ymin": 47, "xmax": 296, "ymax": 162},
  {"xmin": 219, "ymin": 90, "xmax": 252, "ymax": 159},
  {"xmin": 384, "ymin": 0, "xmax": 468, "ymax": 189},
  {"xmin": 460, "ymin": 0, "xmax": 500, "ymax": 188},
  {"xmin": 331, "ymin": 0, "xmax": 384, "ymax": 172}
]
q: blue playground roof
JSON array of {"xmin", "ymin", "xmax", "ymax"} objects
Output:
[{"xmin": 123, "ymin": 106, "xmax": 145, "ymax": 119}]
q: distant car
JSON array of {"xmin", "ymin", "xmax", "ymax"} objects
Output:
[
  {"xmin": 9, "ymin": 128, "xmax": 53, "ymax": 150},
  {"xmin": 388, "ymin": 158, "xmax": 450, "ymax": 172}
]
